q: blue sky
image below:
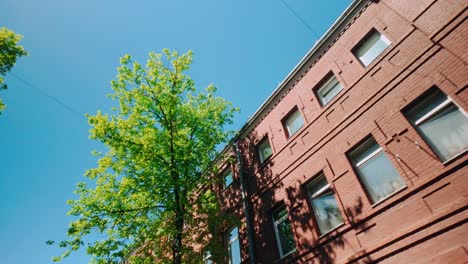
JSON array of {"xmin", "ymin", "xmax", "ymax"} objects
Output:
[{"xmin": 0, "ymin": 0, "xmax": 351, "ymax": 263}]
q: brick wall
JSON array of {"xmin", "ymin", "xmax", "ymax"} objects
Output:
[{"xmin": 219, "ymin": 0, "xmax": 468, "ymax": 263}]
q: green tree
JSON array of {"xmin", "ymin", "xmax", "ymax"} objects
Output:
[
  {"xmin": 0, "ymin": 27, "xmax": 28, "ymax": 113},
  {"xmin": 54, "ymin": 49, "xmax": 238, "ymax": 264}
]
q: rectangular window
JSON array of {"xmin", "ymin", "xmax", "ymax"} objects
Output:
[
  {"xmin": 404, "ymin": 87, "xmax": 468, "ymax": 161},
  {"xmin": 349, "ymin": 137, "xmax": 405, "ymax": 203},
  {"xmin": 353, "ymin": 29, "xmax": 391, "ymax": 67},
  {"xmin": 307, "ymin": 174, "xmax": 344, "ymax": 234},
  {"xmin": 223, "ymin": 168, "xmax": 233, "ymax": 189},
  {"xmin": 228, "ymin": 227, "xmax": 241, "ymax": 264},
  {"xmin": 283, "ymin": 108, "xmax": 304, "ymax": 138},
  {"xmin": 316, "ymin": 74, "xmax": 343, "ymax": 106},
  {"xmin": 258, "ymin": 137, "xmax": 273, "ymax": 163},
  {"xmin": 203, "ymin": 251, "xmax": 212, "ymax": 264},
  {"xmin": 273, "ymin": 207, "xmax": 296, "ymax": 258}
]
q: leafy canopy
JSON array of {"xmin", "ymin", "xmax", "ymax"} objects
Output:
[
  {"xmin": 55, "ymin": 49, "xmax": 238, "ymax": 263},
  {"xmin": 0, "ymin": 27, "xmax": 28, "ymax": 113}
]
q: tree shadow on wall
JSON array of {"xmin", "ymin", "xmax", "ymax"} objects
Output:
[
  {"xmin": 236, "ymin": 131, "xmax": 286, "ymax": 264},
  {"xmin": 235, "ymin": 132, "xmax": 374, "ymax": 263},
  {"xmin": 283, "ymin": 186, "xmax": 373, "ymax": 264}
]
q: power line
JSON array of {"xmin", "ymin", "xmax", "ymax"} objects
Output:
[
  {"xmin": 279, "ymin": 0, "xmax": 320, "ymax": 39},
  {"xmin": 10, "ymin": 72, "xmax": 84, "ymax": 118}
]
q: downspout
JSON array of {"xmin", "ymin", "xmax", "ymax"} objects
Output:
[{"xmin": 233, "ymin": 142, "xmax": 256, "ymax": 264}]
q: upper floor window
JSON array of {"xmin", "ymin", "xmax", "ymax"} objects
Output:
[
  {"xmin": 227, "ymin": 227, "xmax": 241, "ymax": 264},
  {"xmin": 222, "ymin": 168, "xmax": 233, "ymax": 189},
  {"xmin": 282, "ymin": 107, "xmax": 304, "ymax": 138},
  {"xmin": 258, "ymin": 137, "xmax": 273, "ymax": 163},
  {"xmin": 403, "ymin": 87, "xmax": 468, "ymax": 161},
  {"xmin": 353, "ymin": 29, "xmax": 391, "ymax": 67},
  {"xmin": 307, "ymin": 174, "xmax": 344, "ymax": 234},
  {"xmin": 348, "ymin": 137, "xmax": 405, "ymax": 204},
  {"xmin": 316, "ymin": 73, "xmax": 343, "ymax": 106},
  {"xmin": 272, "ymin": 207, "xmax": 296, "ymax": 258}
]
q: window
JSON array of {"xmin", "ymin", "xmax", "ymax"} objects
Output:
[
  {"xmin": 222, "ymin": 168, "xmax": 233, "ymax": 189},
  {"xmin": 258, "ymin": 137, "xmax": 273, "ymax": 163},
  {"xmin": 307, "ymin": 174, "xmax": 344, "ymax": 234},
  {"xmin": 353, "ymin": 29, "xmax": 391, "ymax": 67},
  {"xmin": 349, "ymin": 137, "xmax": 405, "ymax": 203},
  {"xmin": 316, "ymin": 74, "xmax": 343, "ymax": 106},
  {"xmin": 272, "ymin": 207, "xmax": 296, "ymax": 258},
  {"xmin": 228, "ymin": 227, "xmax": 241, "ymax": 264},
  {"xmin": 404, "ymin": 87, "xmax": 468, "ymax": 161},
  {"xmin": 283, "ymin": 108, "xmax": 304, "ymax": 138},
  {"xmin": 203, "ymin": 250, "xmax": 212, "ymax": 264}
]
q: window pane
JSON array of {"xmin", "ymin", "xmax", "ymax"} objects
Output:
[
  {"xmin": 357, "ymin": 151, "xmax": 405, "ymax": 203},
  {"xmin": 258, "ymin": 138, "xmax": 273, "ymax": 163},
  {"xmin": 311, "ymin": 190, "xmax": 344, "ymax": 234},
  {"xmin": 276, "ymin": 217, "xmax": 295, "ymax": 255},
  {"xmin": 350, "ymin": 137, "xmax": 381, "ymax": 164},
  {"xmin": 406, "ymin": 89, "xmax": 447, "ymax": 123},
  {"xmin": 355, "ymin": 30, "xmax": 390, "ymax": 66},
  {"xmin": 308, "ymin": 176, "xmax": 344, "ymax": 234},
  {"xmin": 417, "ymin": 104, "xmax": 468, "ymax": 161},
  {"xmin": 318, "ymin": 76, "xmax": 343, "ymax": 105},
  {"xmin": 285, "ymin": 109, "xmax": 304, "ymax": 137},
  {"xmin": 229, "ymin": 227, "xmax": 238, "ymax": 242},
  {"xmin": 405, "ymin": 88, "xmax": 468, "ymax": 161},
  {"xmin": 273, "ymin": 208, "xmax": 296, "ymax": 257},
  {"xmin": 203, "ymin": 251, "xmax": 212, "ymax": 264},
  {"xmin": 224, "ymin": 169, "xmax": 233, "ymax": 188},
  {"xmin": 229, "ymin": 227, "xmax": 241, "ymax": 264},
  {"xmin": 273, "ymin": 208, "xmax": 288, "ymax": 220}
]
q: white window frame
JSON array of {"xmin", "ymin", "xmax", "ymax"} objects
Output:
[
  {"xmin": 203, "ymin": 250, "xmax": 212, "ymax": 264},
  {"xmin": 227, "ymin": 227, "xmax": 240, "ymax": 264},
  {"xmin": 258, "ymin": 137, "xmax": 273, "ymax": 163},
  {"xmin": 273, "ymin": 208, "xmax": 296, "ymax": 258},
  {"xmin": 283, "ymin": 108, "xmax": 304, "ymax": 138},
  {"xmin": 307, "ymin": 174, "xmax": 344, "ymax": 235},
  {"xmin": 222, "ymin": 168, "xmax": 233, "ymax": 189},
  {"xmin": 413, "ymin": 97, "xmax": 467, "ymax": 125},
  {"xmin": 354, "ymin": 146, "xmax": 383, "ymax": 168},
  {"xmin": 406, "ymin": 91, "xmax": 468, "ymax": 162},
  {"xmin": 353, "ymin": 29, "xmax": 391, "ymax": 67},
  {"xmin": 349, "ymin": 137, "xmax": 406, "ymax": 204},
  {"xmin": 316, "ymin": 74, "xmax": 343, "ymax": 106}
]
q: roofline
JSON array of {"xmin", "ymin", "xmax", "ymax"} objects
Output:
[{"xmin": 219, "ymin": 0, "xmax": 371, "ymax": 158}]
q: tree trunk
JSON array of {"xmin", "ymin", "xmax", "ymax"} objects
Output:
[{"xmin": 172, "ymin": 186, "xmax": 184, "ymax": 264}]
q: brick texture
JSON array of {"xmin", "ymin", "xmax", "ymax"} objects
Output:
[{"xmin": 218, "ymin": 0, "xmax": 468, "ymax": 263}]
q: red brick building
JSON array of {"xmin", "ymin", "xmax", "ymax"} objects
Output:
[{"xmin": 212, "ymin": 0, "xmax": 468, "ymax": 263}]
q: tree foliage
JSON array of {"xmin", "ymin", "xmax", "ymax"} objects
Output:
[
  {"xmin": 0, "ymin": 27, "xmax": 28, "ymax": 113},
  {"xmin": 55, "ymin": 50, "xmax": 238, "ymax": 263}
]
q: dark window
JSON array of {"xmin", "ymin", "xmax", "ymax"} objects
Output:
[{"xmin": 272, "ymin": 207, "xmax": 296, "ymax": 258}]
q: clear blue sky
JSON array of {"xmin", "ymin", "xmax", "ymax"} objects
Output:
[{"xmin": 0, "ymin": 0, "xmax": 351, "ymax": 263}]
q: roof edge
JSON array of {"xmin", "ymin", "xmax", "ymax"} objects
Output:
[{"xmin": 219, "ymin": 0, "xmax": 372, "ymax": 159}]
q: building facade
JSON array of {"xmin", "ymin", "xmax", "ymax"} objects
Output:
[{"xmin": 214, "ymin": 0, "xmax": 468, "ymax": 263}]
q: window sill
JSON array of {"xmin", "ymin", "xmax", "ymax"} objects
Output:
[
  {"xmin": 318, "ymin": 222, "xmax": 346, "ymax": 240},
  {"xmin": 441, "ymin": 148, "xmax": 468, "ymax": 166},
  {"xmin": 371, "ymin": 185, "xmax": 407, "ymax": 208},
  {"xmin": 278, "ymin": 248, "xmax": 297, "ymax": 262}
]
